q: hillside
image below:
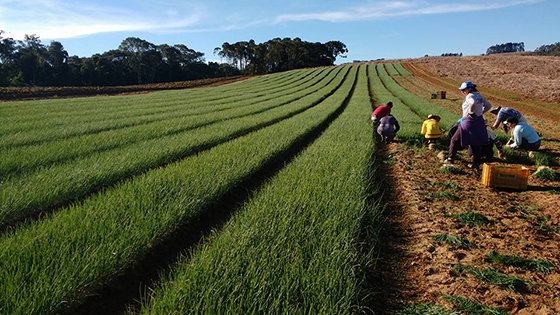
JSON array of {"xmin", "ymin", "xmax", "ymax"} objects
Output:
[{"xmin": 411, "ymin": 54, "xmax": 560, "ymax": 104}]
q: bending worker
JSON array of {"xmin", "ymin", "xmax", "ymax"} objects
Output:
[
  {"xmin": 489, "ymin": 106, "xmax": 526, "ymax": 132},
  {"xmin": 505, "ymin": 117, "xmax": 541, "ymax": 151}
]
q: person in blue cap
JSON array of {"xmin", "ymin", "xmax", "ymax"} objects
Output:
[{"xmin": 443, "ymin": 81, "xmax": 492, "ymax": 168}]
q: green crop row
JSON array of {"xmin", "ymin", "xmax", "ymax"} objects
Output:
[
  {"xmin": 0, "ymin": 68, "xmax": 318, "ymax": 133},
  {"xmin": 0, "ymin": 66, "xmax": 300, "ymax": 117},
  {"xmin": 393, "ymin": 63, "xmax": 412, "ymax": 76},
  {"xmin": 0, "ymin": 66, "xmax": 357, "ymax": 315},
  {"xmin": 0, "ymin": 68, "xmax": 334, "ymax": 151},
  {"xmin": 0, "ymin": 67, "xmax": 338, "ymax": 178},
  {"xmin": 367, "ymin": 65, "xmax": 422, "ymax": 138},
  {"xmin": 376, "ymin": 63, "xmax": 458, "ymax": 129},
  {"xmin": 385, "ymin": 63, "xmax": 400, "ymax": 76},
  {"xmin": 132, "ymin": 66, "xmax": 383, "ymax": 315},
  {"xmin": 0, "ymin": 67, "xmax": 350, "ymax": 226}
]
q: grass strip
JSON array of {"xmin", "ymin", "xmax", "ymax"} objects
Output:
[
  {"xmin": 367, "ymin": 64, "xmax": 422, "ymax": 138},
  {"xmin": 421, "ymin": 191, "xmax": 461, "ymax": 201},
  {"xmin": 0, "ymin": 67, "xmax": 350, "ymax": 225},
  {"xmin": 385, "ymin": 63, "xmax": 401, "ymax": 76},
  {"xmin": 0, "ymin": 66, "xmax": 358, "ymax": 315},
  {"xmin": 443, "ymin": 295, "xmax": 510, "ymax": 315},
  {"xmin": 0, "ymin": 68, "xmax": 330, "ymax": 149},
  {"xmin": 393, "ymin": 63, "xmax": 412, "ymax": 76},
  {"xmin": 445, "ymin": 212, "xmax": 492, "ymax": 226},
  {"xmin": 377, "ymin": 63, "xmax": 457, "ymax": 129},
  {"xmin": 0, "ymin": 68, "xmax": 319, "ymax": 137},
  {"xmin": 453, "ymin": 265, "xmax": 532, "ymax": 293},
  {"xmin": 486, "ymin": 251, "xmax": 555, "ymax": 274},
  {"xmin": 396, "ymin": 303, "xmax": 458, "ymax": 315},
  {"xmin": 432, "ymin": 234, "xmax": 472, "ymax": 249},
  {"xmin": 429, "ymin": 181, "xmax": 461, "ymax": 190},
  {"xmin": 0, "ymin": 69, "xmax": 336, "ymax": 173},
  {"xmin": 0, "ymin": 67, "xmax": 302, "ymax": 119},
  {"xmin": 133, "ymin": 67, "xmax": 383, "ymax": 315}
]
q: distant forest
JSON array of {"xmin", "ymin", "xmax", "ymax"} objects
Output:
[
  {"xmin": 0, "ymin": 31, "xmax": 347, "ymax": 87},
  {"xmin": 533, "ymin": 42, "xmax": 560, "ymax": 56},
  {"xmin": 486, "ymin": 42, "xmax": 525, "ymax": 55}
]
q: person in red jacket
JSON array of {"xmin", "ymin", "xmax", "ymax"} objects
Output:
[{"xmin": 371, "ymin": 102, "xmax": 393, "ymax": 127}]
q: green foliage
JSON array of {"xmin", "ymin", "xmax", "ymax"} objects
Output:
[
  {"xmin": 440, "ymin": 165, "xmax": 464, "ymax": 175},
  {"xmin": 532, "ymin": 151, "xmax": 555, "ymax": 167},
  {"xmin": 135, "ymin": 67, "xmax": 383, "ymax": 314},
  {"xmin": 0, "ymin": 67, "xmax": 348, "ymax": 225},
  {"xmin": 422, "ymin": 191, "xmax": 461, "ymax": 201},
  {"xmin": 446, "ymin": 212, "xmax": 492, "ymax": 226},
  {"xmin": 486, "ymin": 251, "xmax": 555, "ymax": 274},
  {"xmin": 393, "ymin": 63, "xmax": 412, "ymax": 76},
  {"xmin": 534, "ymin": 42, "xmax": 560, "ymax": 56},
  {"xmin": 429, "ymin": 181, "xmax": 461, "ymax": 190},
  {"xmin": 432, "ymin": 234, "xmax": 472, "ymax": 249},
  {"xmin": 443, "ymin": 295, "xmax": 510, "ymax": 315},
  {"xmin": 396, "ymin": 303, "xmax": 458, "ymax": 315},
  {"xmin": 532, "ymin": 167, "xmax": 560, "ymax": 181},
  {"xmin": 453, "ymin": 265, "xmax": 532, "ymax": 293}
]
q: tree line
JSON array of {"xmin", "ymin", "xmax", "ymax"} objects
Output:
[
  {"xmin": 533, "ymin": 42, "xmax": 560, "ymax": 56},
  {"xmin": 0, "ymin": 32, "xmax": 347, "ymax": 87},
  {"xmin": 214, "ymin": 38, "xmax": 347, "ymax": 75},
  {"xmin": 485, "ymin": 42, "xmax": 525, "ymax": 55}
]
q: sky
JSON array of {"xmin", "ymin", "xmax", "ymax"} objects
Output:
[{"xmin": 1, "ymin": 0, "xmax": 558, "ymax": 64}]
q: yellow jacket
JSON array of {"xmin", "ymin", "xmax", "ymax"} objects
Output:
[{"xmin": 421, "ymin": 119, "xmax": 443, "ymax": 139}]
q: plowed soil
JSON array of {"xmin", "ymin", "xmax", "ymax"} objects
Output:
[
  {"xmin": 411, "ymin": 54, "xmax": 560, "ymax": 104},
  {"xmin": 373, "ymin": 143, "xmax": 560, "ymax": 314},
  {"xmin": 370, "ymin": 58, "xmax": 560, "ymax": 314}
]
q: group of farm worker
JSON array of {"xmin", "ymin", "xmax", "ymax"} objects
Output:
[{"xmin": 370, "ymin": 81, "xmax": 541, "ymax": 168}]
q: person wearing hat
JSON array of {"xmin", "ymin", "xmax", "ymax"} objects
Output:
[
  {"xmin": 443, "ymin": 81, "xmax": 491, "ymax": 168},
  {"xmin": 371, "ymin": 101, "xmax": 393, "ymax": 127},
  {"xmin": 504, "ymin": 117, "xmax": 541, "ymax": 151},
  {"xmin": 421, "ymin": 114, "xmax": 444, "ymax": 150},
  {"xmin": 489, "ymin": 106, "xmax": 526, "ymax": 132}
]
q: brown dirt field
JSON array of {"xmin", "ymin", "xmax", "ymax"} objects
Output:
[
  {"xmin": 411, "ymin": 54, "xmax": 560, "ymax": 105},
  {"xmin": 369, "ymin": 60, "xmax": 560, "ymax": 314},
  {"xmin": 373, "ymin": 142, "xmax": 560, "ymax": 314}
]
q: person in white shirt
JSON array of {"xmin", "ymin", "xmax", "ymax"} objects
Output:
[
  {"xmin": 505, "ymin": 117, "xmax": 541, "ymax": 151},
  {"xmin": 444, "ymin": 81, "xmax": 491, "ymax": 168}
]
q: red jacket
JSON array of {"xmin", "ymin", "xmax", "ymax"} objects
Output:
[{"xmin": 372, "ymin": 105, "xmax": 391, "ymax": 118}]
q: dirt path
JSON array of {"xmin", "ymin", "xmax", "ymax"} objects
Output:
[{"xmin": 373, "ymin": 142, "xmax": 560, "ymax": 314}]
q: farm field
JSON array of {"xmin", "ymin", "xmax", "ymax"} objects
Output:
[{"xmin": 0, "ymin": 60, "xmax": 559, "ymax": 315}]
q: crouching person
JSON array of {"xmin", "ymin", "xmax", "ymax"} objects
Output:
[
  {"xmin": 377, "ymin": 114, "xmax": 400, "ymax": 144},
  {"xmin": 468, "ymin": 129, "xmax": 503, "ymax": 161},
  {"xmin": 505, "ymin": 117, "xmax": 541, "ymax": 151},
  {"xmin": 422, "ymin": 114, "xmax": 444, "ymax": 150}
]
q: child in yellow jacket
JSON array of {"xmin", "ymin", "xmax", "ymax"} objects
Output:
[{"xmin": 422, "ymin": 114, "xmax": 444, "ymax": 149}]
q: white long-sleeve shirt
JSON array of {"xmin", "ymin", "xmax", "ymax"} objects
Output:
[{"xmin": 462, "ymin": 92, "xmax": 491, "ymax": 118}]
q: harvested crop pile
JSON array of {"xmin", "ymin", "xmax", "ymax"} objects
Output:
[{"xmin": 413, "ymin": 54, "xmax": 560, "ymax": 104}]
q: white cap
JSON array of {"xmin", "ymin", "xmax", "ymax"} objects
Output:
[{"xmin": 458, "ymin": 81, "xmax": 475, "ymax": 90}]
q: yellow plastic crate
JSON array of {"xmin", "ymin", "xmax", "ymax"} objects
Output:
[{"xmin": 481, "ymin": 163, "xmax": 529, "ymax": 190}]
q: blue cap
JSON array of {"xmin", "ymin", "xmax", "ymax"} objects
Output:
[{"xmin": 458, "ymin": 81, "xmax": 475, "ymax": 90}]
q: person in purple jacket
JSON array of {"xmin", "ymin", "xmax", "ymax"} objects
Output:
[
  {"xmin": 443, "ymin": 81, "xmax": 491, "ymax": 168},
  {"xmin": 376, "ymin": 114, "xmax": 400, "ymax": 144}
]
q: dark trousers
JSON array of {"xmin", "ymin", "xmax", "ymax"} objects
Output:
[
  {"xmin": 518, "ymin": 139, "xmax": 541, "ymax": 151},
  {"xmin": 449, "ymin": 127, "xmax": 482, "ymax": 164}
]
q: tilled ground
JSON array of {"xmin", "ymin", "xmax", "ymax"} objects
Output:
[
  {"xmin": 411, "ymin": 54, "xmax": 560, "ymax": 104},
  {"xmin": 373, "ymin": 142, "xmax": 560, "ymax": 314}
]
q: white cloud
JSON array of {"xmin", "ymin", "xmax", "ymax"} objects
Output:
[
  {"xmin": 274, "ymin": 0, "xmax": 543, "ymax": 23},
  {"xmin": 0, "ymin": 0, "xmax": 207, "ymax": 40}
]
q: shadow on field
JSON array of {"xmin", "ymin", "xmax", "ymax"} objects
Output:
[
  {"xmin": 66, "ymin": 67, "xmax": 358, "ymax": 315},
  {"xmin": 361, "ymin": 142, "xmax": 413, "ymax": 315}
]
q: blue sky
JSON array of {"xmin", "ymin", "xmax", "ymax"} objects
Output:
[{"xmin": 1, "ymin": 0, "xmax": 558, "ymax": 63}]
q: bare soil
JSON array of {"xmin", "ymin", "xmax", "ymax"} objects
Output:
[
  {"xmin": 411, "ymin": 54, "xmax": 560, "ymax": 104},
  {"xmin": 373, "ymin": 142, "xmax": 560, "ymax": 314}
]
